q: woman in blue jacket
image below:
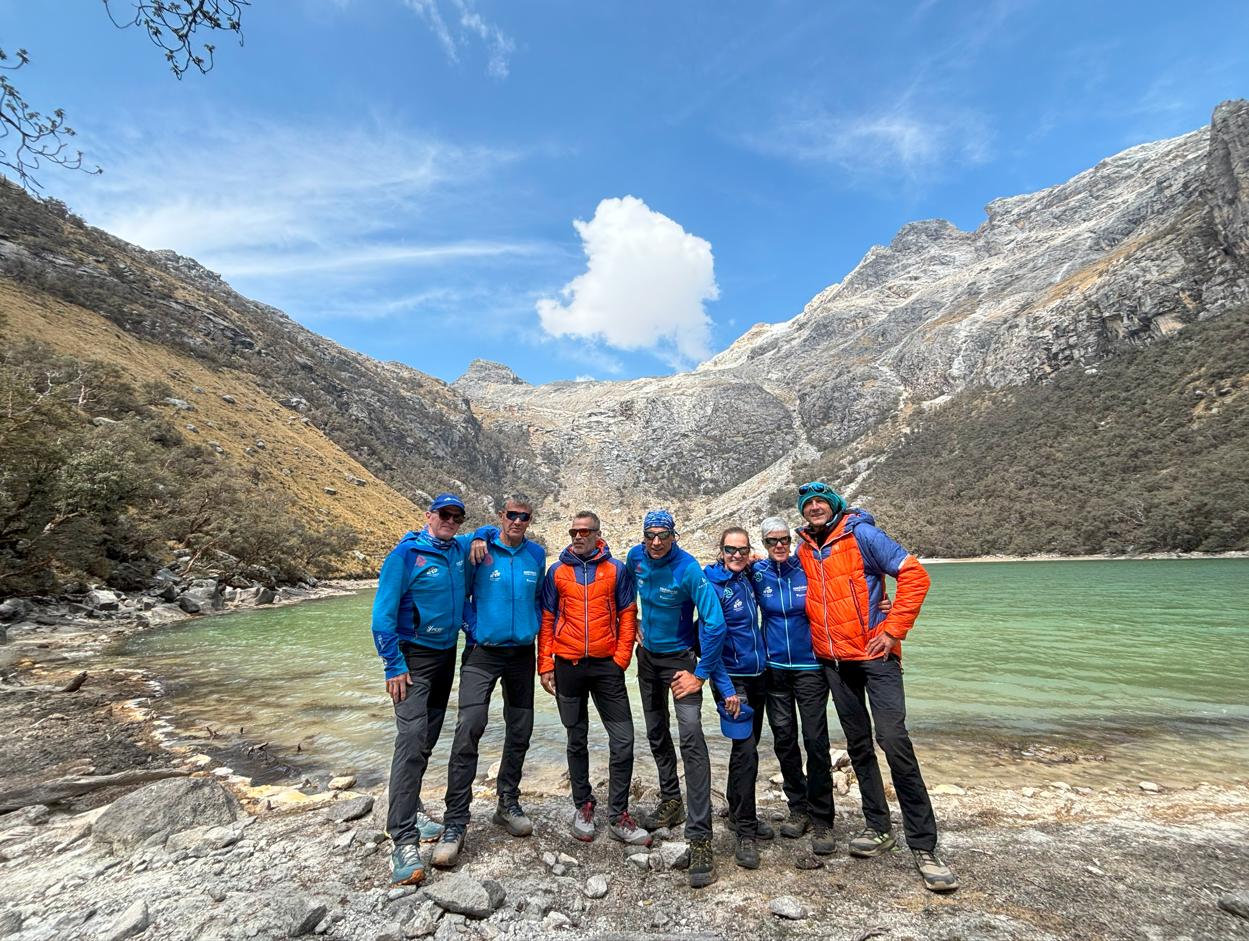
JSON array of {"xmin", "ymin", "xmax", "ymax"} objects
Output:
[
  {"xmin": 751, "ymin": 517, "xmax": 836, "ymax": 856},
  {"xmin": 704, "ymin": 526, "xmax": 770, "ymax": 870}
]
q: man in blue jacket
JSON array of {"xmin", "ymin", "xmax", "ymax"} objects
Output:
[
  {"xmin": 433, "ymin": 494, "xmax": 546, "ymax": 868},
  {"xmin": 371, "ymin": 493, "xmax": 474, "ymax": 886},
  {"xmin": 627, "ymin": 510, "xmax": 732, "ymax": 889}
]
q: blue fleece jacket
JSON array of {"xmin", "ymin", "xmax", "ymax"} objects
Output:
[
  {"xmin": 625, "ymin": 542, "xmax": 732, "ymax": 692},
  {"xmin": 464, "ymin": 526, "xmax": 546, "ymax": 647},
  {"xmin": 704, "ymin": 562, "xmax": 765, "ymax": 677},
  {"xmin": 750, "ymin": 556, "xmax": 818, "ymax": 670},
  {"xmin": 371, "ymin": 529, "xmax": 472, "ymax": 677}
]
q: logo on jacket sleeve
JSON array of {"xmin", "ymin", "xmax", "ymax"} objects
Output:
[
  {"xmin": 416, "ymin": 554, "xmax": 427, "ymax": 566},
  {"xmin": 483, "ymin": 554, "xmax": 494, "ymax": 565}
]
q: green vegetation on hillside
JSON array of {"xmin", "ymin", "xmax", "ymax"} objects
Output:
[
  {"xmin": 798, "ymin": 307, "xmax": 1249, "ymax": 557},
  {"xmin": 0, "ymin": 324, "xmax": 358, "ymax": 594}
]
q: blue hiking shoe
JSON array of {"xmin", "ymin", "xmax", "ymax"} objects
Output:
[
  {"xmin": 391, "ymin": 844, "xmax": 426, "ymax": 886},
  {"xmin": 415, "ymin": 810, "xmax": 444, "ymax": 842}
]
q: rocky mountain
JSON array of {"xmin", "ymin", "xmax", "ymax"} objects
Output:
[
  {"xmin": 459, "ymin": 99, "xmax": 1249, "ymax": 554},
  {"xmin": 3, "ymin": 101, "xmax": 1246, "ymax": 568}
]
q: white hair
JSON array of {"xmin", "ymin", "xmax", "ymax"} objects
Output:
[{"xmin": 760, "ymin": 516, "xmax": 790, "ymax": 540}]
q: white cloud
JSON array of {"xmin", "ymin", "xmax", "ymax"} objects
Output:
[
  {"xmin": 403, "ymin": 0, "xmax": 514, "ymax": 78},
  {"xmin": 536, "ymin": 196, "xmax": 719, "ymax": 366}
]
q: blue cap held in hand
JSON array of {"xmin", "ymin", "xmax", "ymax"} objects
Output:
[{"xmin": 716, "ymin": 700, "xmax": 755, "ymax": 740}]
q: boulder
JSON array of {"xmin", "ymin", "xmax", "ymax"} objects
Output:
[
  {"xmin": 289, "ymin": 901, "xmax": 327, "ymax": 937},
  {"xmin": 584, "ymin": 875, "xmax": 609, "ymax": 899},
  {"xmin": 87, "ymin": 589, "xmax": 120, "ymax": 611},
  {"xmin": 0, "ymin": 910, "xmax": 22, "ymax": 938},
  {"xmin": 424, "ymin": 874, "xmax": 495, "ymax": 919},
  {"xmin": 324, "ymin": 795, "xmax": 374, "ymax": 823},
  {"xmin": 93, "ymin": 777, "xmax": 241, "ymax": 855},
  {"xmin": 651, "ymin": 841, "xmax": 690, "ymax": 871},
  {"xmin": 105, "ymin": 901, "xmax": 150, "ymax": 941},
  {"xmin": 0, "ymin": 599, "xmax": 33, "ymax": 622}
]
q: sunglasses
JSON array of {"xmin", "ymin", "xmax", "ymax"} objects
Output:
[
  {"xmin": 643, "ymin": 529, "xmax": 674, "ymax": 542},
  {"xmin": 505, "ymin": 511, "xmax": 532, "ymax": 522},
  {"xmin": 568, "ymin": 527, "xmax": 599, "ymax": 538},
  {"xmin": 436, "ymin": 509, "xmax": 465, "ymax": 523},
  {"xmin": 764, "ymin": 536, "xmax": 791, "ymax": 547},
  {"xmin": 721, "ymin": 545, "xmax": 751, "ymax": 556},
  {"xmin": 798, "ymin": 482, "xmax": 834, "ymax": 495}
]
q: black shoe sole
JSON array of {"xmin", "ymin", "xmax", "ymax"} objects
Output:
[
  {"xmin": 849, "ymin": 837, "xmax": 897, "ymax": 858},
  {"xmin": 689, "ymin": 869, "xmax": 717, "ymax": 888},
  {"xmin": 734, "ymin": 854, "xmax": 760, "ymax": 869}
]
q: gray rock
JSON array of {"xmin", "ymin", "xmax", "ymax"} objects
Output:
[
  {"xmin": 178, "ymin": 595, "xmax": 202, "ymax": 614},
  {"xmin": 17, "ymin": 804, "xmax": 50, "ymax": 826},
  {"xmin": 163, "ymin": 398, "xmax": 194, "ymax": 411},
  {"xmin": 520, "ymin": 897, "xmax": 551, "ymax": 921},
  {"xmin": 627, "ymin": 853, "xmax": 650, "ymax": 871},
  {"xmin": 583, "ymin": 875, "xmax": 608, "ymax": 899},
  {"xmin": 106, "ymin": 900, "xmax": 150, "ymax": 941},
  {"xmin": 424, "ymin": 874, "xmax": 494, "ymax": 919},
  {"xmin": 1220, "ymin": 893, "xmax": 1249, "ymax": 920},
  {"xmin": 555, "ymin": 852, "xmax": 579, "ymax": 868},
  {"xmin": 481, "ymin": 879, "xmax": 506, "ymax": 912},
  {"xmin": 324, "ymin": 488, "xmax": 338, "ymax": 496},
  {"xmin": 0, "ymin": 910, "xmax": 22, "ymax": 938},
  {"xmin": 0, "ymin": 599, "xmax": 32, "ymax": 622},
  {"xmin": 87, "ymin": 589, "xmax": 120, "ymax": 611},
  {"xmin": 221, "ymin": 395, "xmax": 236, "ymax": 403},
  {"xmin": 769, "ymin": 896, "xmax": 807, "ymax": 920},
  {"xmin": 208, "ymin": 888, "xmax": 227, "ymax": 903},
  {"xmin": 290, "ymin": 902, "xmax": 329, "ymax": 937},
  {"xmin": 324, "ymin": 796, "xmax": 374, "ymax": 823},
  {"xmin": 651, "ymin": 840, "xmax": 690, "ymax": 871},
  {"xmin": 93, "ymin": 777, "xmax": 241, "ymax": 855},
  {"xmin": 404, "ymin": 901, "xmax": 443, "ymax": 938},
  {"xmin": 544, "ymin": 911, "xmax": 571, "ymax": 930}
]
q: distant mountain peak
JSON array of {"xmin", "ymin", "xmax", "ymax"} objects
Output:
[{"xmin": 453, "ymin": 359, "xmax": 530, "ymax": 389}]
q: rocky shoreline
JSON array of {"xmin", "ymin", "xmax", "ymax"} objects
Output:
[{"xmin": 3, "ymin": 587, "xmax": 1249, "ymax": 940}]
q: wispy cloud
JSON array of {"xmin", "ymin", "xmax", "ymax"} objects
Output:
[
  {"xmin": 403, "ymin": 0, "xmax": 515, "ymax": 78},
  {"xmin": 748, "ymin": 102, "xmax": 994, "ymax": 182},
  {"xmin": 56, "ymin": 114, "xmax": 539, "ymax": 282}
]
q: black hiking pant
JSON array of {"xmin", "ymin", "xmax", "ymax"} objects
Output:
[
  {"xmin": 714, "ymin": 673, "xmax": 767, "ymax": 839},
  {"xmin": 821, "ymin": 656, "xmax": 937, "ymax": 852},
  {"xmin": 386, "ymin": 641, "xmax": 456, "ymax": 847},
  {"xmin": 442, "ymin": 643, "xmax": 535, "ymax": 826},
  {"xmin": 554, "ymin": 655, "xmax": 635, "ymax": 820},
  {"xmin": 765, "ymin": 666, "xmax": 835, "ymax": 826}
]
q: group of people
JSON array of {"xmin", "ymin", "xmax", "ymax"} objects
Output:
[{"xmin": 370, "ymin": 483, "xmax": 958, "ymax": 893}]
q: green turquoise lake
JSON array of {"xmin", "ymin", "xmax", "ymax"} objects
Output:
[{"xmin": 110, "ymin": 558, "xmax": 1249, "ymax": 795}]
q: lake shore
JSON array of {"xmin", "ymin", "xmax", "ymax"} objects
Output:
[{"xmin": 922, "ymin": 550, "xmax": 1249, "ymax": 563}]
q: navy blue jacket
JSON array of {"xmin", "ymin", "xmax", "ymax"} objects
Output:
[
  {"xmin": 750, "ymin": 556, "xmax": 818, "ymax": 670},
  {"xmin": 704, "ymin": 562, "xmax": 765, "ymax": 677}
]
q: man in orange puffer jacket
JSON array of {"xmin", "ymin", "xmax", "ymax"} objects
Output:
[
  {"xmin": 538, "ymin": 510, "xmax": 651, "ymax": 848},
  {"xmin": 795, "ymin": 482, "xmax": 958, "ymax": 893}
]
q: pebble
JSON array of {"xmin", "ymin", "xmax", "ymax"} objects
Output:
[
  {"xmin": 106, "ymin": 901, "xmax": 150, "ymax": 941},
  {"xmin": 794, "ymin": 854, "xmax": 824, "ymax": 870},
  {"xmin": 1087, "ymin": 865, "xmax": 1105, "ymax": 876},
  {"xmin": 584, "ymin": 875, "xmax": 609, "ymax": 899},
  {"xmin": 551, "ymin": 864, "xmax": 567, "ymax": 876},
  {"xmin": 543, "ymin": 912, "xmax": 571, "ymax": 930},
  {"xmin": 1021, "ymin": 787, "xmax": 1037, "ymax": 798},
  {"xmin": 404, "ymin": 901, "xmax": 443, "ymax": 937},
  {"xmin": 389, "ymin": 887, "xmax": 419, "ymax": 902},
  {"xmin": 769, "ymin": 772, "xmax": 785, "ymax": 786},
  {"xmin": 542, "ymin": 851, "xmax": 557, "ymax": 867},
  {"xmin": 556, "ymin": 852, "xmax": 579, "ymax": 868},
  {"xmin": 931, "ymin": 784, "xmax": 965, "ymax": 795},
  {"xmin": 208, "ymin": 888, "xmax": 227, "ymax": 903},
  {"xmin": 1219, "ymin": 893, "xmax": 1249, "ymax": 920},
  {"xmin": 1139, "ymin": 781, "xmax": 1160, "ymax": 792},
  {"xmin": 627, "ymin": 853, "xmax": 650, "ymax": 871},
  {"xmin": 769, "ymin": 896, "xmax": 807, "ymax": 920},
  {"xmin": 329, "ymin": 776, "xmax": 357, "ymax": 791}
]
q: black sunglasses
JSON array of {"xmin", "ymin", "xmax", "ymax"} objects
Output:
[
  {"xmin": 721, "ymin": 545, "xmax": 751, "ymax": 556},
  {"xmin": 798, "ymin": 482, "xmax": 833, "ymax": 495},
  {"xmin": 505, "ymin": 510, "xmax": 532, "ymax": 522},
  {"xmin": 643, "ymin": 529, "xmax": 674, "ymax": 542},
  {"xmin": 569, "ymin": 527, "xmax": 599, "ymax": 538},
  {"xmin": 764, "ymin": 536, "xmax": 791, "ymax": 547},
  {"xmin": 437, "ymin": 509, "xmax": 465, "ymax": 523}
]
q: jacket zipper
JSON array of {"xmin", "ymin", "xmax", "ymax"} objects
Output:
[
  {"xmin": 582, "ymin": 558, "xmax": 590, "ymax": 659},
  {"xmin": 848, "ymin": 576, "xmax": 868, "ymax": 637}
]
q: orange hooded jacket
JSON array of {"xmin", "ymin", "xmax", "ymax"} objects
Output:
[{"xmin": 538, "ymin": 540, "xmax": 637, "ymax": 674}]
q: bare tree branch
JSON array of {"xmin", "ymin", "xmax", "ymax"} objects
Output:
[{"xmin": 103, "ymin": 0, "xmax": 249, "ymax": 79}]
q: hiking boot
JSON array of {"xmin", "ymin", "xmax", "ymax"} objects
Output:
[
  {"xmin": 641, "ymin": 798, "xmax": 685, "ymax": 831},
  {"xmin": 688, "ymin": 839, "xmax": 717, "ymax": 888},
  {"xmin": 811, "ymin": 824, "xmax": 836, "ymax": 856},
  {"xmin": 571, "ymin": 801, "xmax": 596, "ymax": 842},
  {"xmin": 734, "ymin": 836, "xmax": 760, "ymax": 870},
  {"xmin": 390, "ymin": 844, "xmax": 426, "ymax": 886},
  {"xmin": 414, "ymin": 810, "xmax": 444, "ymax": 843},
  {"xmin": 779, "ymin": 811, "xmax": 811, "ymax": 838},
  {"xmin": 608, "ymin": 811, "xmax": 651, "ymax": 847},
  {"xmin": 848, "ymin": 828, "xmax": 896, "ymax": 858},
  {"xmin": 913, "ymin": 849, "xmax": 959, "ymax": 892},
  {"xmin": 492, "ymin": 799, "xmax": 534, "ymax": 837},
  {"xmin": 431, "ymin": 822, "xmax": 466, "ymax": 868}
]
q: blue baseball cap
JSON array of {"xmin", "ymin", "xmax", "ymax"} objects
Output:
[
  {"xmin": 429, "ymin": 493, "xmax": 466, "ymax": 513},
  {"xmin": 716, "ymin": 701, "xmax": 755, "ymax": 740}
]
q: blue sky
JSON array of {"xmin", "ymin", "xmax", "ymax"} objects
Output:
[{"xmin": 2, "ymin": 0, "xmax": 1247, "ymax": 384}]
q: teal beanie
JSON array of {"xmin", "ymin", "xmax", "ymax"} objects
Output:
[{"xmin": 797, "ymin": 482, "xmax": 847, "ymax": 517}]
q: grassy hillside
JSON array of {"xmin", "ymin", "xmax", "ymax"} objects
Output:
[{"xmin": 800, "ymin": 306, "xmax": 1249, "ymax": 557}]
